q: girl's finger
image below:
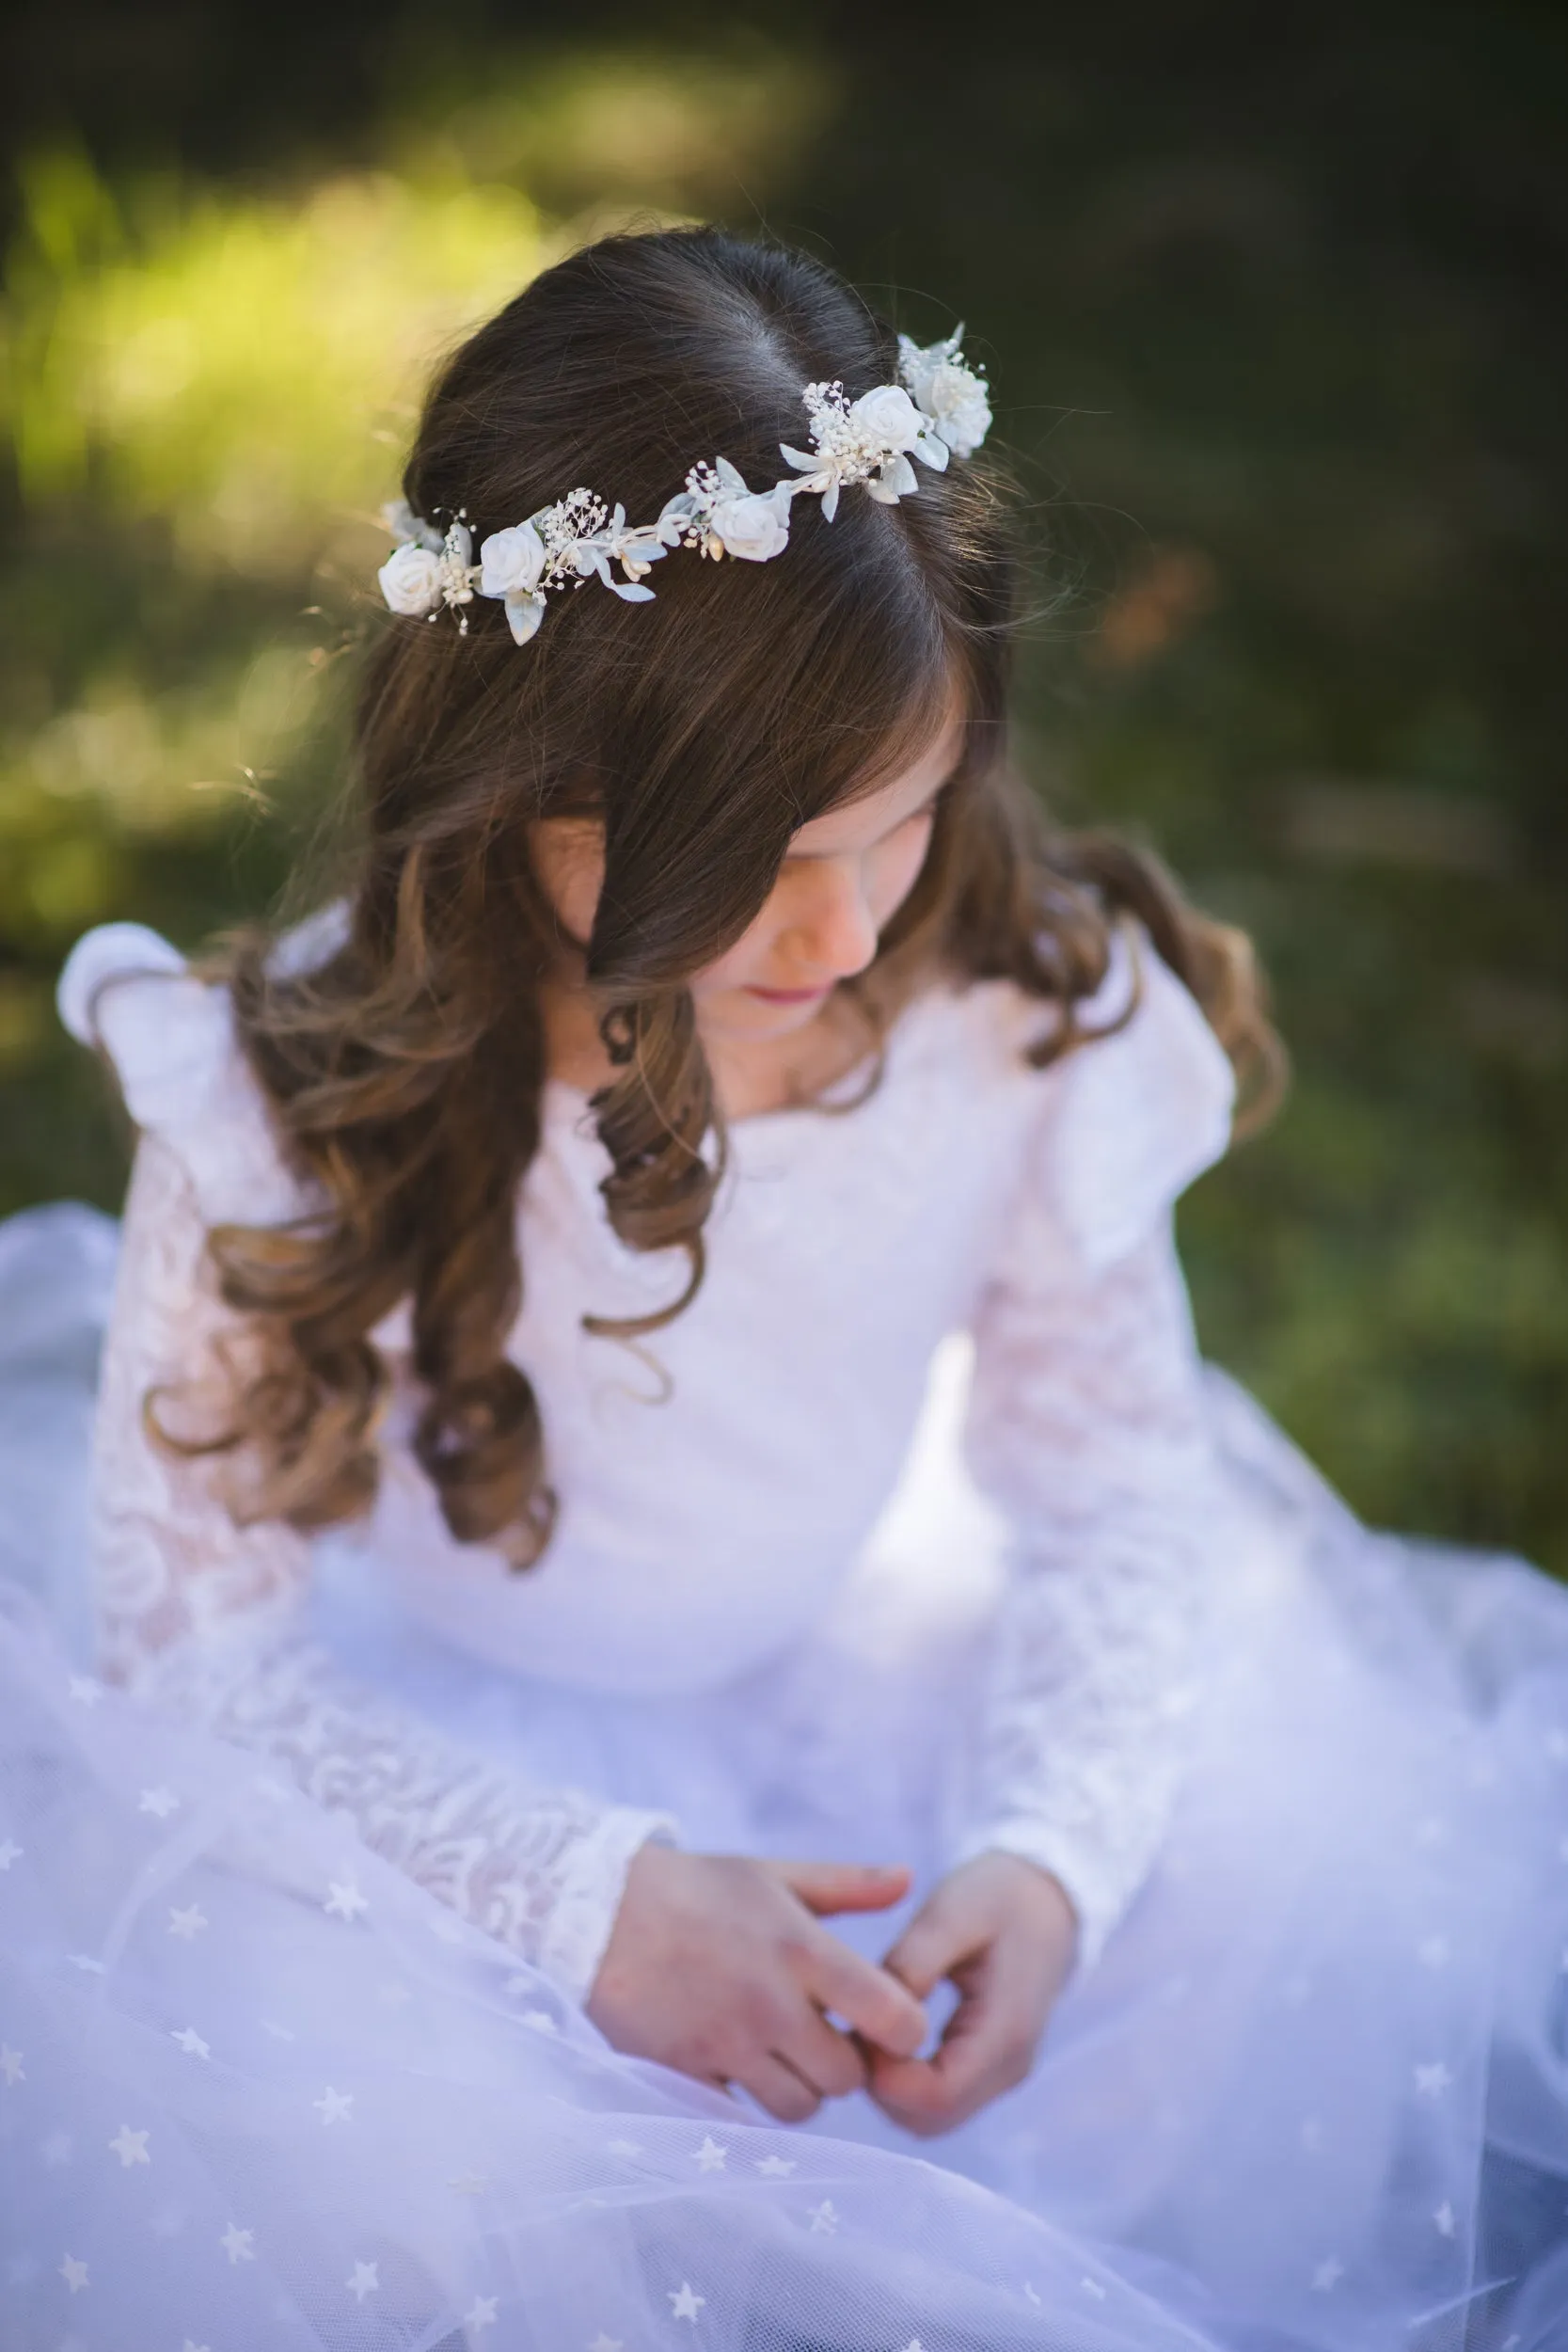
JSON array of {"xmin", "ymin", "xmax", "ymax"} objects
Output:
[
  {"xmin": 768, "ymin": 1858, "xmax": 911, "ymax": 1915},
  {"xmin": 870, "ymin": 1963, "xmax": 1029, "ymax": 2131},
  {"xmin": 800, "ymin": 1920, "xmax": 928, "ymax": 2058},
  {"xmin": 879, "ymin": 1890, "xmax": 981, "ymax": 1999},
  {"xmin": 775, "ymin": 2007, "xmax": 869, "ymax": 2102},
  {"xmin": 730, "ymin": 2052, "xmax": 822, "ymax": 2125}
]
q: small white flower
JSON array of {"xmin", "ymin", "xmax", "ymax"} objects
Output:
[
  {"xmin": 708, "ymin": 483, "xmax": 792, "ymax": 564},
  {"xmin": 923, "ymin": 360, "xmax": 991, "ymax": 456},
  {"xmin": 378, "ymin": 543, "xmax": 445, "ymax": 617},
  {"xmin": 479, "ymin": 522, "xmax": 546, "ymax": 599},
  {"xmin": 898, "ymin": 329, "xmax": 992, "ymax": 458}
]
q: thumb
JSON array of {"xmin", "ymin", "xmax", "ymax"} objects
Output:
[{"xmin": 768, "ymin": 1859, "xmax": 911, "ymax": 1918}]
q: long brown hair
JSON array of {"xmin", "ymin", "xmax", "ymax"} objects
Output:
[{"xmin": 170, "ymin": 227, "xmax": 1279, "ymax": 1565}]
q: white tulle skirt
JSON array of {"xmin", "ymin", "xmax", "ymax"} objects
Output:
[{"xmin": 2, "ymin": 1202, "xmax": 1566, "ymax": 2352}]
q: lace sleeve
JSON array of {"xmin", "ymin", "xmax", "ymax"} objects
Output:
[
  {"xmin": 957, "ymin": 1217, "xmax": 1218, "ymax": 1972},
  {"xmin": 89, "ymin": 1134, "xmax": 672, "ymax": 2002}
]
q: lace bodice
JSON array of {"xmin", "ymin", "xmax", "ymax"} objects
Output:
[{"xmin": 60, "ymin": 917, "xmax": 1235, "ymax": 1988}]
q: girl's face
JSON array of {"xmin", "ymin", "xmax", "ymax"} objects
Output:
[{"xmin": 532, "ymin": 708, "xmax": 964, "ymax": 1045}]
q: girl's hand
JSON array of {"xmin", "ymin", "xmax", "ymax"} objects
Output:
[
  {"xmin": 586, "ymin": 1846, "xmax": 929, "ymax": 2122},
  {"xmin": 865, "ymin": 1852, "xmax": 1077, "ymax": 2137}
]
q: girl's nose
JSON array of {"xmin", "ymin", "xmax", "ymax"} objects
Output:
[{"xmin": 788, "ymin": 860, "xmax": 879, "ymax": 978}]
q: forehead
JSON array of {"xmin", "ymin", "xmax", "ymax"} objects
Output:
[{"xmin": 786, "ymin": 707, "xmax": 964, "ymax": 857}]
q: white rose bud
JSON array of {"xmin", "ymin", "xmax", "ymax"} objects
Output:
[
  {"xmin": 708, "ymin": 487, "xmax": 791, "ymax": 564},
  {"xmin": 848, "ymin": 383, "xmax": 924, "ymax": 454},
  {"xmin": 378, "ymin": 542, "xmax": 445, "ymax": 616},
  {"xmin": 479, "ymin": 522, "xmax": 546, "ymax": 600}
]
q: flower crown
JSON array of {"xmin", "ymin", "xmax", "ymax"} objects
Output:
[{"xmin": 377, "ymin": 329, "xmax": 991, "ymax": 645}]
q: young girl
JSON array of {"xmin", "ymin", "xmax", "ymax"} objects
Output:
[{"xmin": 1, "ymin": 227, "xmax": 1563, "ymax": 2351}]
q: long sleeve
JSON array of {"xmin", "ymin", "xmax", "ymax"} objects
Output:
[
  {"xmin": 87, "ymin": 1125, "xmax": 671, "ymax": 2003},
  {"xmin": 951, "ymin": 936, "xmax": 1237, "ymax": 1972},
  {"xmin": 958, "ymin": 1216, "xmax": 1219, "ymax": 1970}
]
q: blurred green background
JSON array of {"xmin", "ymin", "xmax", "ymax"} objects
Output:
[{"xmin": 1, "ymin": 2, "xmax": 1564, "ymax": 1569}]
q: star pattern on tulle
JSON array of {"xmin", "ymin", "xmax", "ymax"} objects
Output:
[
  {"xmin": 171, "ymin": 2026, "xmax": 210, "ymax": 2058},
  {"xmin": 68, "ymin": 1676, "xmax": 103, "ymax": 1707},
  {"xmin": 0, "ymin": 1839, "xmax": 22, "ymax": 1868},
  {"xmin": 1311, "ymin": 2256, "xmax": 1344, "ymax": 2292},
  {"xmin": 588, "ymin": 2336, "xmax": 623, "ymax": 2351},
  {"xmin": 0, "ymin": 2044, "xmax": 23, "ymax": 2086},
  {"xmin": 448, "ymin": 2171, "xmax": 487, "ymax": 2196},
  {"xmin": 261, "ymin": 2019, "xmax": 296, "ymax": 2042},
  {"xmin": 325, "ymin": 1876, "xmax": 369, "ymax": 1922},
  {"xmin": 807, "ymin": 2199, "xmax": 838, "ymax": 2235},
  {"xmin": 59, "ymin": 2254, "xmax": 88, "ymax": 2293},
  {"xmin": 693, "ymin": 2136, "xmax": 727, "ymax": 2172},
  {"xmin": 669, "ymin": 2282, "xmax": 705, "ymax": 2321},
  {"xmin": 754, "ymin": 2155, "xmax": 795, "ymax": 2176},
  {"xmin": 313, "ymin": 2086, "xmax": 355, "ymax": 2125},
  {"xmin": 1022, "ymin": 2282, "xmax": 1042, "ymax": 2307},
  {"xmin": 167, "ymin": 1904, "xmax": 208, "ymax": 1940},
  {"xmin": 346, "ymin": 2260, "xmax": 380, "ymax": 2301},
  {"xmin": 465, "ymin": 2298, "xmax": 499, "ymax": 2331},
  {"xmin": 607, "ymin": 2138, "xmax": 641, "ymax": 2158},
  {"xmin": 69, "ymin": 1952, "xmax": 105, "ymax": 1972},
  {"xmin": 220, "ymin": 2223, "xmax": 255, "ymax": 2265},
  {"xmin": 1415, "ymin": 2060, "xmax": 1453, "ymax": 2097},
  {"xmin": 1081, "ymin": 2278, "xmax": 1108, "ymax": 2299},
  {"xmin": 108, "ymin": 2123, "xmax": 150, "ymax": 2167},
  {"xmin": 182, "ymin": 2339, "xmax": 213, "ymax": 2351},
  {"xmin": 521, "ymin": 2009, "xmax": 558, "ymax": 2033},
  {"xmin": 138, "ymin": 1786, "xmax": 180, "ymax": 1820},
  {"xmin": 1434, "ymin": 2200, "xmax": 1457, "ymax": 2237}
]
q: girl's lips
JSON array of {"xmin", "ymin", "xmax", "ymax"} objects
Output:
[{"xmin": 745, "ymin": 982, "xmax": 832, "ymax": 1006}]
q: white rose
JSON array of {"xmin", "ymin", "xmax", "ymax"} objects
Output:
[
  {"xmin": 479, "ymin": 521, "xmax": 546, "ymax": 600},
  {"xmin": 378, "ymin": 542, "xmax": 444, "ymax": 616},
  {"xmin": 925, "ymin": 360, "xmax": 992, "ymax": 457},
  {"xmin": 708, "ymin": 486, "xmax": 791, "ymax": 564},
  {"xmin": 848, "ymin": 383, "xmax": 923, "ymax": 454}
]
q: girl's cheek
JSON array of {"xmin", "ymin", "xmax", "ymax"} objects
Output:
[{"xmin": 872, "ymin": 819, "xmax": 936, "ymax": 924}]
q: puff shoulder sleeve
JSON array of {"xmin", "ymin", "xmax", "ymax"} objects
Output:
[
  {"xmin": 957, "ymin": 937, "xmax": 1234, "ymax": 1969},
  {"xmin": 58, "ymin": 925, "xmax": 671, "ymax": 2002}
]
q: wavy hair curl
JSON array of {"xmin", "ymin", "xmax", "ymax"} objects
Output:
[{"xmin": 164, "ymin": 227, "xmax": 1281, "ymax": 1565}]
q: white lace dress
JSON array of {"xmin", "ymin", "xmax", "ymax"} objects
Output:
[{"xmin": 0, "ymin": 919, "xmax": 1564, "ymax": 2352}]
